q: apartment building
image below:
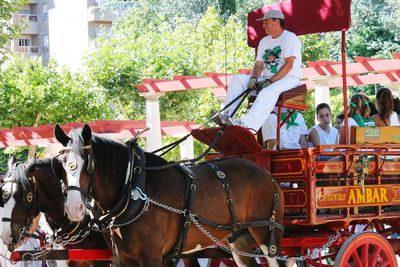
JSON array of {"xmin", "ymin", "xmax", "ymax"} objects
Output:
[{"xmin": 11, "ymin": 0, "xmax": 121, "ymax": 71}]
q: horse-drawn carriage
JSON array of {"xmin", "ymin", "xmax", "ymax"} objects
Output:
[{"xmin": 2, "ymin": 0, "xmax": 400, "ymax": 266}]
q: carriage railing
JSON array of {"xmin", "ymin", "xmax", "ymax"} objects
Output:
[{"xmin": 271, "ymin": 144, "xmax": 400, "ymax": 227}]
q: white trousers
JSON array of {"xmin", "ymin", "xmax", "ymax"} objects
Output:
[{"xmin": 224, "ymin": 74, "xmax": 300, "ymax": 131}]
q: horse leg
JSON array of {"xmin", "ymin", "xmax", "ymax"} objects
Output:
[{"xmin": 229, "ymin": 231, "xmax": 258, "ymax": 267}]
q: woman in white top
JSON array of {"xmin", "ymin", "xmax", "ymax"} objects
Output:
[
  {"xmin": 373, "ymin": 87, "xmax": 400, "ymax": 126},
  {"xmin": 309, "ymin": 103, "xmax": 338, "ymax": 146}
]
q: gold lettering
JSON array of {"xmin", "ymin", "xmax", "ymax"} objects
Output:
[
  {"xmin": 319, "ymin": 192, "xmax": 346, "ymax": 202},
  {"xmin": 366, "ymin": 188, "xmax": 372, "ymax": 203},
  {"xmin": 348, "ymin": 190, "xmax": 356, "ymax": 205},
  {"xmin": 380, "ymin": 188, "xmax": 389, "ymax": 203},
  {"xmin": 356, "ymin": 188, "xmax": 365, "ymax": 203},
  {"xmin": 372, "ymin": 188, "xmax": 380, "ymax": 203}
]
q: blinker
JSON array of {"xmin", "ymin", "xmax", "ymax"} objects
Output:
[
  {"xmin": 26, "ymin": 192, "xmax": 33, "ymax": 203},
  {"xmin": 67, "ymin": 161, "xmax": 77, "ymax": 171},
  {"xmin": 0, "ymin": 186, "xmax": 11, "ymax": 208}
]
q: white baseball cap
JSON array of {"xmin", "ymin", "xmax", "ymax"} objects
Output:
[{"xmin": 256, "ymin": 10, "xmax": 284, "ymax": 21}]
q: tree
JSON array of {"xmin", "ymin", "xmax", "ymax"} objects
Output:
[
  {"xmin": 87, "ymin": 6, "xmax": 253, "ymax": 123},
  {"xmin": 0, "ymin": 0, "xmax": 26, "ymax": 64},
  {"xmin": 328, "ymin": 0, "xmax": 400, "ymax": 61},
  {"xmin": 0, "ymin": 56, "xmax": 112, "ymax": 167},
  {"xmin": 0, "ymin": 57, "xmax": 111, "ymax": 128}
]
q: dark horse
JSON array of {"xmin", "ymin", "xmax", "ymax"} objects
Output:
[
  {"xmin": 54, "ymin": 124, "xmax": 284, "ymax": 267},
  {"xmin": 0, "ymin": 156, "xmax": 110, "ymax": 267}
]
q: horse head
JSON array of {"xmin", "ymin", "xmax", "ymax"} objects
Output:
[
  {"xmin": 0, "ymin": 156, "xmax": 40, "ymax": 252},
  {"xmin": 54, "ymin": 124, "xmax": 93, "ymax": 222}
]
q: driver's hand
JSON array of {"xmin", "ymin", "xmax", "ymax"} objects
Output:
[
  {"xmin": 260, "ymin": 79, "xmax": 272, "ymax": 89},
  {"xmin": 248, "ymin": 77, "xmax": 257, "ymax": 90}
]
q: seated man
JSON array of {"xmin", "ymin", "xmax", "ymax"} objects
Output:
[
  {"xmin": 214, "ymin": 9, "xmax": 302, "ymax": 132},
  {"xmin": 262, "ymin": 108, "xmax": 308, "ymax": 149},
  {"xmin": 309, "ymin": 103, "xmax": 338, "ymax": 146}
]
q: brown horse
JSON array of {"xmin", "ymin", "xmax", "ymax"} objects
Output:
[
  {"xmin": 0, "ymin": 156, "xmax": 110, "ymax": 267},
  {"xmin": 53, "ymin": 124, "xmax": 284, "ymax": 267}
]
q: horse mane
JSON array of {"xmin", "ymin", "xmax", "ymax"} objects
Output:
[
  {"xmin": 88, "ymin": 133, "xmax": 133, "ymax": 184},
  {"xmin": 6, "ymin": 161, "xmax": 31, "ymax": 193},
  {"xmin": 25, "ymin": 158, "xmax": 52, "ymax": 170},
  {"xmin": 68, "ymin": 128, "xmax": 169, "ymax": 180}
]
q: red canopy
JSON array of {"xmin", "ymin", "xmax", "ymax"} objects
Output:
[{"xmin": 247, "ymin": 0, "xmax": 351, "ymax": 48}]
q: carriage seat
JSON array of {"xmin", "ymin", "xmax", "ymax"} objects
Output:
[{"xmin": 248, "ymin": 84, "xmax": 308, "ymax": 111}]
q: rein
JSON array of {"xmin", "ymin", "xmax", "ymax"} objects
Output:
[
  {"xmin": 146, "ymin": 128, "xmax": 225, "ymax": 171},
  {"xmin": 151, "ymin": 86, "xmax": 255, "ymax": 157}
]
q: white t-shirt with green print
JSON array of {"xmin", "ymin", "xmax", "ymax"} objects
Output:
[{"xmin": 256, "ymin": 30, "xmax": 303, "ymax": 80}]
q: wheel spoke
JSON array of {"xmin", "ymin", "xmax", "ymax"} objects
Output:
[
  {"xmin": 351, "ymin": 249, "xmax": 363, "ymax": 267},
  {"xmin": 380, "ymin": 262, "xmax": 392, "ymax": 267},
  {"xmin": 361, "ymin": 243, "xmax": 369, "ymax": 266},
  {"xmin": 369, "ymin": 246, "xmax": 381, "ymax": 267}
]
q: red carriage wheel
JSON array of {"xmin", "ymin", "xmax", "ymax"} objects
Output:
[{"xmin": 334, "ymin": 231, "xmax": 397, "ymax": 267}]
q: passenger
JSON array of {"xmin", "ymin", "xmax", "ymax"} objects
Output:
[
  {"xmin": 363, "ymin": 94, "xmax": 378, "ymax": 117},
  {"xmin": 334, "ymin": 113, "xmax": 344, "ymax": 130},
  {"xmin": 262, "ymin": 108, "xmax": 308, "ymax": 150},
  {"xmin": 373, "ymin": 87, "xmax": 400, "ymax": 126},
  {"xmin": 393, "ymin": 95, "xmax": 400, "ymax": 116},
  {"xmin": 339, "ymin": 94, "xmax": 375, "ymax": 144},
  {"xmin": 309, "ymin": 103, "xmax": 338, "ymax": 147},
  {"xmin": 212, "ymin": 10, "xmax": 302, "ymax": 132}
]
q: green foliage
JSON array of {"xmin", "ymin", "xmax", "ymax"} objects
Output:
[
  {"xmin": 0, "ymin": 148, "xmax": 27, "ymax": 174},
  {"xmin": 0, "ymin": 56, "xmax": 112, "ymax": 171},
  {"xmin": 301, "ymin": 34, "xmax": 334, "ymax": 62},
  {"xmin": 303, "ymin": 91, "xmax": 315, "ymax": 129},
  {"xmin": 87, "ymin": 6, "xmax": 253, "ymax": 123},
  {"xmin": 0, "ymin": 57, "xmax": 111, "ymax": 128},
  {"xmin": 329, "ymin": 0, "xmax": 400, "ymax": 60},
  {"xmin": 0, "ymin": 0, "xmax": 26, "ymax": 64}
]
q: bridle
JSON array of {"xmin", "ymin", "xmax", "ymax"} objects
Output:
[
  {"xmin": 52, "ymin": 145, "xmax": 95, "ymax": 203},
  {"xmin": 0, "ymin": 173, "xmax": 38, "ymax": 249}
]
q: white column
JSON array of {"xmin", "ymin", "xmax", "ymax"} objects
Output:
[
  {"xmin": 179, "ymin": 135, "xmax": 194, "ymax": 160},
  {"xmin": 143, "ymin": 93, "xmax": 163, "ymax": 153},
  {"xmin": 313, "ymin": 79, "xmax": 331, "ymax": 123}
]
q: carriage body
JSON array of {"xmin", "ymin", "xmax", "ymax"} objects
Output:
[{"xmin": 192, "ymin": 122, "xmax": 400, "ymax": 265}]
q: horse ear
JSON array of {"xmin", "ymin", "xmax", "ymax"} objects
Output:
[
  {"xmin": 54, "ymin": 124, "xmax": 70, "ymax": 147},
  {"xmin": 7, "ymin": 155, "xmax": 17, "ymax": 169},
  {"xmin": 82, "ymin": 124, "xmax": 92, "ymax": 145}
]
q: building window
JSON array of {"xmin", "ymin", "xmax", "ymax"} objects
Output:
[
  {"xmin": 19, "ymin": 38, "xmax": 30, "ymax": 47},
  {"xmin": 42, "ymin": 4, "xmax": 48, "ymax": 22},
  {"xmin": 43, "ymin": 35, "xmax": 49, "ymax": 51},
  {"xmin": 19, "ymin": 10, "xmax": 31, "ymax": 15}
]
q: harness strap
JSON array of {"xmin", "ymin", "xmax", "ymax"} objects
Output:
[
  {"xmin": 267, "ymin": 181, "xmax": 282, "ymax": 257},
  {"xmin": 206, "ymin": 163, "xmax": 239, "ymax": 243},
  {"xmin": 91, "ymin": 141, "xmax": 137, "ymax": 228},
  {"xmin": 166, "ymin": 164, "xmax": 197, "ymax": 266}
]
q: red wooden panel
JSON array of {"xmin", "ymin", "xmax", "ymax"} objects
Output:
[{"xmin": 191, "ymin": 126, "xmax": 262, "ymax": 155}]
